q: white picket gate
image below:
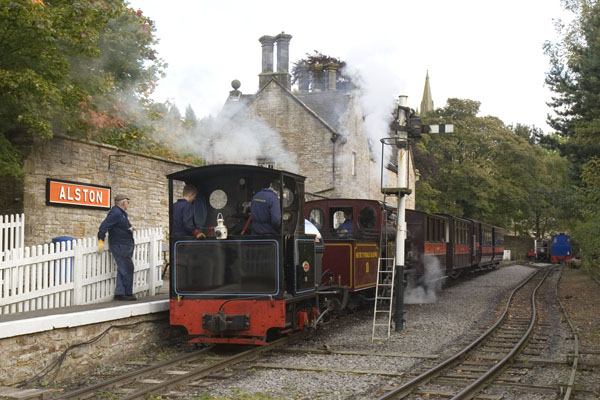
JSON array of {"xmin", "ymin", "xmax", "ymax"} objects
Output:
[
  {"xmin": 0, "ymin": 228, "xmax": 164, "ymax": 315},
  {"xmin": 0, "ymin": 213, "xmax": 25, "ymax": 262}
]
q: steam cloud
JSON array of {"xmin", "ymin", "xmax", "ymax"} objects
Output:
[
  {"xmin": 342, "ymin": 46, "xmax": 406, "ymax": 186},
  {"xmin": 404, "ymin": 257, "xmax": 445, "ymax": 304},
  {"xmin": 135, "ymin": 97, "xmax": 300, "ymax": 173}
]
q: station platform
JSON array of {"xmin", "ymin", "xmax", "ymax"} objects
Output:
[{"xmin": 0, "ymin": 293, "xmax": 169, "ymax": 340}]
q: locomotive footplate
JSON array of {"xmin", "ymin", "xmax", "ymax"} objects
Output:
[{"xmin": 202, "ymin": 312, "xmax": 250, "ymax": 333}]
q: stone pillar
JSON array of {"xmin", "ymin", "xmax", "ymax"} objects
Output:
[{"xmin": 258, "ymin": 35, "xmax": 275, "ymax": 89}]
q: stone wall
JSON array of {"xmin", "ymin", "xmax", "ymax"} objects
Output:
[
  {"xmin": 505, "ymin": 235, "xmax": 534, "ymax": 261},
  {"xmin": 13, "ymin": 135, "xmax": 193, "ymax": 246},
  {"xmin": 0, "ymin": 313, "xmax": 178, "ymax": 386}
]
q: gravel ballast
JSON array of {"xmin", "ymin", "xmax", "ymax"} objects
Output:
[{"xmin": 206, "ymin": 264, "xmax": 536, "ymax": 399}]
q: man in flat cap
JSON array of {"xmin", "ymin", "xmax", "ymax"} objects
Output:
[{"xmin": 98, "ymin": 194, "xmax": 136, "ymax": 301}]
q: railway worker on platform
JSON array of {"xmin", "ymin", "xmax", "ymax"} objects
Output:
[
  {"xmin": 250, "ymin": 179, "xmax": 281, "ymax": 235},
  {"xmin": 97, "ymin": 194, "xmax": 136, "ymax": 301},
  {"xmin": 337, "ymin": 209, "xmax": 354, "ymax": 237},
  {"xmin": 172, "ymin": 184, "xmax": 205, "ymax": 238}
]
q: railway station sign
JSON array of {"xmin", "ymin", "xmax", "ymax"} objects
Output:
[{"xmin": 46, "ymin": 179, "xmax": 111, "ymax": 210}]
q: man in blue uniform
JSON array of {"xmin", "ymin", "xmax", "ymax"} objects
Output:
[
  {"xmin": 97, "ymin": 194, "xmax": 136, "ymax": 301},
  {"xmin": 250, "ymin": 180, "xmax": 281, "ymax": 235},
  {"xmin": 172, "ymin": 184, "xmax": 205, "ymax": 238},
  {"xmin": 337, "ymin": 210, "xmax": 354, "ymax": 237}
]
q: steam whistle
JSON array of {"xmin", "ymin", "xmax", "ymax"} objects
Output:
[{"xmin": 215, "ymin": 213, "xmax": 228, "ymax": 240}]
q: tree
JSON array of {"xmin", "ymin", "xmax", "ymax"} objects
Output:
[
  {"xmin": 290, "ymin": 51, "xmax": 353, "ymax": 91},
  {"xmin": 544, "ymin": 0, "xmax": 600, "ymax": 173},
  {"xmin": 417, "ymin": 99, "xmax": 562, "ymax": 233},
  {"xmin": 545, "ymin": 0, "xmax": 600, "ymax": 269},
  {"xmin": 0, "ymin": 0, "xmax": 165, "ymax": 178}
]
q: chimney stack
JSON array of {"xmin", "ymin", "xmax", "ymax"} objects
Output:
[
  {"xmin": 326, "ymin": 63, "xmax": 338, "ymax": 91},
  {"xmin": 258, "ymin": 35, "xmax": 275, "ymax": 89},
  {"xmin": 274, "ymin": 32, "xmax": 292, "ymax": 89},
  {"xmin": 297, "ymin": 62, "xmax": 309, "ymax": 92},
  {"xmin": 311, "ymin": 63, "xmax": 324, "ymax": 92}
]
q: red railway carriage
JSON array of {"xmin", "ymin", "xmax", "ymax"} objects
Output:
[
  {"xmin": 437, "ymin": 214, "xmax": 473, "ymax": 277},
  {"xmin": 304, "ymin": 199, "xmax": 387, "ymax": 292},
  {"xmin": 467, "ymin": 219, "xmax": 494, "ymax": 267},
  {"xmin": 492, "ymin": 226, "xmax": 505, "ymax": 264},
  {"xmin": 405, "ymin": 210, "xmax": 448, "ymax": 282},
  {"xmin": 168, "ymin": 165, "xmax": 323, "ymax": 345}
]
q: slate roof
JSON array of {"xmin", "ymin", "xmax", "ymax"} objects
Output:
[{"xmin": 294, "ymin": 90, "xmax": 352, "ymax": 131}]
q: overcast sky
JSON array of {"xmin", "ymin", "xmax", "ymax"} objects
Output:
[{"xmin": 128, "ymin": 0, "xmax": 571, "ymax": 133}]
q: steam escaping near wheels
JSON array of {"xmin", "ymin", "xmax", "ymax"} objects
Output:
[{"xmin": 404, "ymin": 258, "xmax": 445, "ymax": 304}]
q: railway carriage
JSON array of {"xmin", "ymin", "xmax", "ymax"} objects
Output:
[
  {"xmin": 492, "ymin": 226, "xmax": 505, "ymax": 264},
  {"xmin": 405, "ymin": 210, "xmax": 448, "ymax": 284},
  {"xmin": 438, "ymin": 214, "xmax": 473, "ymax": 277}
]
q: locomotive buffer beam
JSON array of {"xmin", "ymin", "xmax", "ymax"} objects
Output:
[
  {"xmin": 381, "ymin": 187, "xmax": 412, "ymax": 197},
  {"xmin": 203, "ymin": 312, "xmax": 250, "ymax": 333}
]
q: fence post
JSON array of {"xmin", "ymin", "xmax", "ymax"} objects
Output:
[
  {"xmin": 73, "ymin": 239, "xmax": 83, "ymax": 305},
  {"xmin": 148, "ymin": 231, "xmax": 157, "ymax": 296}
]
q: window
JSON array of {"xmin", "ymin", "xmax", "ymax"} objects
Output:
[
  {"xmin": 358, "ymin": 206, "xmax": 376, "ymax": 230},
  {"xmin": 308, "ymin": 208, "xmax": 324, "ymax": 230},
  {"xmin": 352, "ymin": 152, "xmax": 357, "ymax": 176},
  {"xmin": 333, "ymin": 209, "xmax": 351, "ymax": 230}
]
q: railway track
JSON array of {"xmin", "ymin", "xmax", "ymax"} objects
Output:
[
  {"xmin": 377, "ymin": 266, "xmax": 563, "ymax": 399},
  {"xmin": 55, "ymin": 334, "xmax": 299, "ymax": 399}
]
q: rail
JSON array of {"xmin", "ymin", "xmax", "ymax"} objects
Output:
[{"xmin": 378, "ymin": 266, "xmax": 550, "ymax": 399}]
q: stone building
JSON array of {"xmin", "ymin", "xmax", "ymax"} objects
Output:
[
  {"xmin": 223, "ymin": 33, "xmax": 417, "ymax": 207},
  {"xmin": 2, "ymin": 134, "xmax": 192, "ymax": 246}
]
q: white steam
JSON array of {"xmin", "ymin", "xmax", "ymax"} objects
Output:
[
  {"xmin": 342, "ymin": 45, "xmax": 406, "ymax": 186},
  {"xmin": 404, "ymin": 257, "xmax": 445, "ymax": 304},
  {"xmin": 134, "ymin": 98, "xmax": 300, "ymax": 173}
]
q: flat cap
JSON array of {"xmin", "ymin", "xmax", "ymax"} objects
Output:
[{"xmin": 114, "ymin": 194, "xmax": 129, "ymax": 202}]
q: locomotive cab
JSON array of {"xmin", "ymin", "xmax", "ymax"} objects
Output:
[{"xmin": 167, "ymin": 165, "xmax": 319, "ymax": 345}]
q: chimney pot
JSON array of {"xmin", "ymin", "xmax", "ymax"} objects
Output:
[
  {"xmin": 297, "ymin": 62, "xmax": 309, "ymax": 92},
  {"xmin": 326, "ymin": 63, "xmax": 338, "ymax": 91}
]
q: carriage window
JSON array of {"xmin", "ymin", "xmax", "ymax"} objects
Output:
[
  {"xmin": 358, "ymin": 206, "xmax": 376, "ymax": 230},
  {"xmin": 333, "ymin": 210, "xmax": 347, "ymax": 230},
  {"xmin": 308, "ymin": 208, "xmax": 324, "ymax": 230}
]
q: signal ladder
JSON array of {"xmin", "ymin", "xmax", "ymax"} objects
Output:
[{"xmin": 372, "ymin": 206, "xmax": 396, "ymax": 341}]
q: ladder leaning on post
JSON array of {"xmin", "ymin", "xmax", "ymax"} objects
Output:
[{"xmin": 372, "ymin": 197, "xmax": 396, "ymax": 341}]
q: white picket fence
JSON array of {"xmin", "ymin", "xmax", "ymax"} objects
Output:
[
  {"xmin": 0, "ymin": 228, "xmax": 165, "ymax": 315},
  {"xmin": 1, "ymin": 213, "xmax": 25, "ymax": 262}
]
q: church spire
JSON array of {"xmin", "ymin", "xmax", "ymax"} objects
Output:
[{"xmin": 420, "ymin": 71, "xmax": 434, "ymax": 115}]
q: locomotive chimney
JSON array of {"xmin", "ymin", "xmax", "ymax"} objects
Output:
[{"xmin": 258, "ymin": 35, "xmax": 275, "ymax": 89}]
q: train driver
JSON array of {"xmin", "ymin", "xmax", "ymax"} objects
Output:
[
  {"xmin": 337, "ymin": 209, "xmax": 354, "ymax": 237},
  {"xmin": 250, "ymin": 179, "xmax": 281, "ymax": 235},
  {"xmin": 173, "ymin": 184, "xmax": 205, "ymax": 238}
]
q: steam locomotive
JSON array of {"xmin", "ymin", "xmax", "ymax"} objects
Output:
[{"xmin": 167, "ymin": 164, "xmax": 505, "ymax": 345}]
